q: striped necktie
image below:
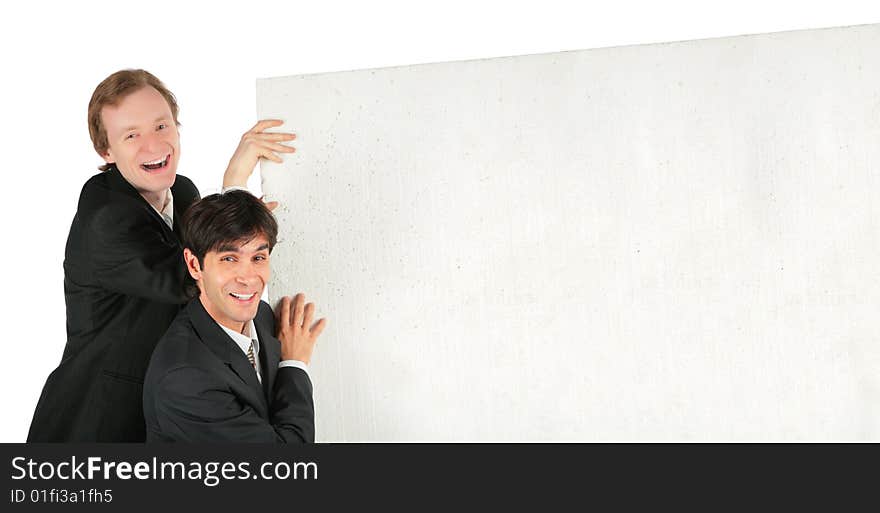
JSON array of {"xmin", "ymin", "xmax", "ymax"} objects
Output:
[{"xmin": 246, "ymin": 341, "xmax": 256, "ymax": 368}]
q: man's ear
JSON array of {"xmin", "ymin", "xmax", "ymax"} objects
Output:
[
  {"xmin": 100, "ymin": 148, "xmax": 115, "ymax": 164},
  {"xmin": 183, "ymin": 248, "xmax": 202, "ymax": 281}
]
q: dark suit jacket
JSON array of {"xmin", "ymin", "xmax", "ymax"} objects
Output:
[
  {"xmin": 27, "ymin": 165, "xmax": 199, "ymax": 442},
  {"xmin": 143, "ymin": 298, "xmax": 315, "ymax": 443}
]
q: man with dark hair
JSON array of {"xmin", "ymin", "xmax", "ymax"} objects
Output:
[
  {"xmin": 28, "ymin": 69, "xmax": 296, "ymax": 442},
  {"xmin": 143, "ymin": 191, "xmax": 326, "ymax": 442}
]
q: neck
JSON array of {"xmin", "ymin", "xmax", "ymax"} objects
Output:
[
  {"xmin": 140, "ymin": 189, "xmax": 167, "ymax": 212},
  {"xmin": 221, "ymin": 320, "xmax": 246, "ymax": 334}
]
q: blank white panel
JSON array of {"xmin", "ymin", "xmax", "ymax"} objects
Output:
[{"xmin": 258, "ymin": 24, "xmax": 880, "ymax": 440}]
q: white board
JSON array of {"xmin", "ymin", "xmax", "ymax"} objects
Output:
[{"xmin": 257, "ymin": 24, "xmax": 880, "ymax": 440}]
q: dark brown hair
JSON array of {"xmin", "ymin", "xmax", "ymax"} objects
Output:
[
  {"xmin": 87, "ymin": 69, "xmax": 180, "ymax": 171},
  {"xmin": 182, "ymin": 190, "xmax": 279, "ymax": 268}
]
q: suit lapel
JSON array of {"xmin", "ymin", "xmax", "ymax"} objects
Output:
[
  {"xmin": 170, "ymin": 179, "xmax": 189, "ymax": 239},
  {"xmin": 254, "ymin": 306, "xmax": 280, "ymax": 401},
  {"xmin": 106, "ymin": 165, "xmax": 178, "ymax": 240},
  {"xmin": 186, "ymin": 299, "xmax": 270, "ymax": 418}
]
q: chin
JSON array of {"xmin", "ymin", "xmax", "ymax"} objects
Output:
[
  {"xmin": 158, "ymin": 171, "xmax": 178, "ymax": 188},
  {"xmin": 231, "ymin": 303, "xmax": 260, "ymax": 320}
]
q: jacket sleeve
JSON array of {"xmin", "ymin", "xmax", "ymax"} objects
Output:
[
  {"xmin": 153, "ymin": 366, "xmax": 315, "ymax": 443},
  {"xmin": 87, "ymin": 204, "xmax": 191, "ymax": 304}
]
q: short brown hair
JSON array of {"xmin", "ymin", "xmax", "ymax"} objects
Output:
[
  {"xmin": 87, "ymin": 69, "xmax": 180, "ymax": 171},
  {"xmin": 182, "ymin": 190, "xmax": 279, "ymax": 266}
]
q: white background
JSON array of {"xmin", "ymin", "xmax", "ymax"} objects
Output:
[{"xmin": 1, "ymin": 0, "xmax": 878, "ymax": 442}]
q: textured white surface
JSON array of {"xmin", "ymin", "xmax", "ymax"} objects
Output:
[{"xmin": 257, "ymin": 24, "xmax": 880, "ymax": 440}]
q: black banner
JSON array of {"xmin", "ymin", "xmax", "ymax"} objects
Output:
[{"xmin": 1, "ymin": 443, "xmax": 875, "ymax": 509}]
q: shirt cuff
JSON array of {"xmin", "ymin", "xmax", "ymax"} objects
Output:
[
  {"xmin": 279, "ymin": 360, "xmax": 310, "ymax": 380},
  {"xmin": 221, "ymin": 185, "xmax": 252, "ymax": 194}
]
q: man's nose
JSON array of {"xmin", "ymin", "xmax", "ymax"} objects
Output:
[
  {"xmin": 143, "ymin": 132, "xmax": 166, "ymax": 152},
  {"xmin": 235, "ymin": 264, "xmax": 259, "ymax": 284}
]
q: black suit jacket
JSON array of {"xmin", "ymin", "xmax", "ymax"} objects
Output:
[
  {"xmin": 27, "ymin": 166, "xmax": 199, "ymax": 442},
  {"xmin": 143, "ymin": 298, "xmax": 315, "ymax": 443}
]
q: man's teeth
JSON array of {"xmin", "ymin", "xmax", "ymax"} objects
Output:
[
  {"xmin": 230, "ymin": 292, "xmax": 255, "ymax": 300},
  {"xmin": 141, "ymin": 156, "xmax": 168, "ymax": 169}
]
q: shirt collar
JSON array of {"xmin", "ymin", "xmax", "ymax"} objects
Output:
[
  {"xmin": 151, "ymin": 188, "xmax": 174, "ymax": 229},
  {"xmin": 218, "ymin": 319, "xmax": 260, "ymax": 357}
]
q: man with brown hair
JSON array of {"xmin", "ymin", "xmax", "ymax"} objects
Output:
[{"xmin": 28, "ymin": 69, "xmax": 295, "ymax": 442}]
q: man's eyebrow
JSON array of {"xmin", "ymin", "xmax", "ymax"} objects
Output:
[
  {"xmin": 215, "ymin": 243, "xmax": 270, "ymax": 253},
  {"xmin": 121, "ymin": 117, "xmax": 169, "ymax": 132}
]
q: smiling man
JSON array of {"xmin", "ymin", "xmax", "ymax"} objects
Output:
[
  {"xmin": 143, "ymin": 191, "xmax": 326, "ymax": 442},
  {"xmin": 100, "ymin": 85, "xmax": 180, "ymax": 210},
  {"xmin": 27, "ymin": 69, "xmax": 296, "ymax": 442}
]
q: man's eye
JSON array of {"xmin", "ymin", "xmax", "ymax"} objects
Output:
[
  {"xmin": 125, "ymin": 133, "xmax": 136, "ymax": 140},
  {"xmin": 221, "ymin": 256, "xmax": 236, "ymax": 262},
  {"xmin": 157, "ymin": 123, "xmax": 167, "ymax": 130},
  {"xmin": 254, "ymin": 255, "xmax": 267, "ymax": 262}
]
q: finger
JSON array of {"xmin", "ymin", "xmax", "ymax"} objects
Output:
[
  {"xmin": 260, "ymin": 151, "xmax": 283, "ymax": 163},
  {"xmin": 253, "ymin": 142, "xmax": 289, "ymax": 162},
  {"xmin": 293, "ymin": 293, "xmax": 305, "ymax": 328},
  {"xmin": 310, "ymin": 318, "xmax": 327, "ymax": 339},
  {"xmin": 278, "ymin": 295, "xmax": 291, "ymax": 329},
  {"xmin": 256, "ymin": 140, "xmax": 296, "ymax": 153},
  {"xmin": 259, "ymin": 195, "xmax": 278, "ymax": 207},
  {"xmin": 253, "ymin": 132, "xmax": 296, "ymax": 142},
  {"xmin": 303, "ymin": 302, "xmax": 315, "ymax": 331},
  {"xmin": 249, "ymin": 119, "xmax": 284, "ymax": 132}
]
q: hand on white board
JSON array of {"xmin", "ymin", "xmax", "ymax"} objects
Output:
[
  {"xmin": 222, "ymin": 119, "xmax": 296, "ymax": 189},
  {"xmin": 275, "ymin": 293, "xmax": 327, "ymax": 365}
]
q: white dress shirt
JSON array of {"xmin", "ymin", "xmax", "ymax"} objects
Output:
[
  {"xmin": 218, "ymin": 320, "xmax": 311, "ymax": 383},
  {"xmin": 220, "ymin": 320, "xmax": 264, "ymax": 383},
  {"xmin": 150, "ymin": 189, "xmax": 174, "ymax": 230}
]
